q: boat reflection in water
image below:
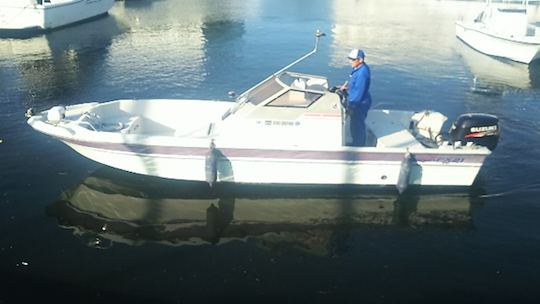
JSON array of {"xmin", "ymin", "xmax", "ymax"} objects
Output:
[
  {"xmin": 456, "ymin": 38, "xmax": 540, "ymax": 92},
  {"xmin": 47, "ymin": 168, "xmax": 482, "ymax": 255},
  {"xmin": 0, "ymin": 14, "xmax": 125, "ymax": 107}
]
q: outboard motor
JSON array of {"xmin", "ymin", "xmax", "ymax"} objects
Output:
[{"xmin": 449, "ymin": 113, "xmax": 499, "ymax": 151}]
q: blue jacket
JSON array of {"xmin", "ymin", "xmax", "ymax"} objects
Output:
[{"xmin": 348, "ymin": 63, "xmax": 371, "ymax": 111}]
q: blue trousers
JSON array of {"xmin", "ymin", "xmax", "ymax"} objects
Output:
[{"xmin": 349, "ymin": 108, "xmax": 367, "ymax": 146}]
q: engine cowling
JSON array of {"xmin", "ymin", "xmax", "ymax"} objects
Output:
[{"xmin": 449, "ymin": 113, "xmax": 500, "ymax": 151}]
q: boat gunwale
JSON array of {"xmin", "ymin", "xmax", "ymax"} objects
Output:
[{"xmin": 456, "ymin": 21, "xmax": 540, "ymax": 46}]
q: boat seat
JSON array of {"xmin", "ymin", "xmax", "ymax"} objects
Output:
[
  {"xmin": 119, "ymin": 116, "xmax": 141, "ymax": 134},
  {"xmin": 291, "ymin": 78, "xmax": 307, "ymax": 90},
  {"xmin": 83, "ymin": 115, "xmax": 141, "ymax": 134},
  {"xmin": 291, "ymin": 78, "xmax": 328, "ymax": 92},
  {"xmin": 367, "ymin": 111, "xmax": 423, "ymax": 149},
  {"xmin": 306, "ymin": 78, "xmax": 328, "ymax": 91}
]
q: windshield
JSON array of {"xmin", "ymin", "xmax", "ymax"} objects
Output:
[
  {"xmin": 239, "ymin": 76, "xmax": 285, "ymax": 106},
  {"xmin": 266, "ymin": 90, "xmax": 322, "ymax": 108},
  {"xmin": 238, "ymin": 72, "xmax": 327, "ymax": 106}
]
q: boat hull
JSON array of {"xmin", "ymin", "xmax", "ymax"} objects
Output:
[
  {"xmin": 0, "ymin": 0, "xmax": 115, "ymax": 33},
  {"xmin": 62, "ymin": 138, "xmax": 487, "ymax": 187},
  {"xmin": 456, "ymin": 21, "xmax": 540, "ymax": 64}
]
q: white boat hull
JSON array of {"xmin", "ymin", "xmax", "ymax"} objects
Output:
[
  {"xmin": 0, "ymin": 0, "xmax": 115, "ymax": 31},
  {"xmin": 61, "ymin": 138, "xmax": 486, "ymax": 187},
  {"xmin": 456, "ymin": 21, "xmax": 540, "ymax": 64}
]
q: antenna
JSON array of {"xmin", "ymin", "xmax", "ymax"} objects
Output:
[
  {"xmin": 237, "ymin": 30, "xmax": 325, "ymax": 98},
  {"xmin": 272, "ymin": 29, "xmax": 326, "ymax": 76}
]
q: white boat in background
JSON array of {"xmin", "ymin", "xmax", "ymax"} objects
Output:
[
  {"xmin": 456, "ymin": 0, "xmax": 540, "ymax": 64},
  {"xmin": 0, "ymin": 0, "xmax": 115, "ymax": 34},
  {"xmin": 27, "ymin": 31, "xmax": 501, "ymax": 190}
]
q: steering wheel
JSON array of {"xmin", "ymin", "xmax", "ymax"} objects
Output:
[{"xmin": 329, "ymin": 86, "xmax": 348, "ymax": 109}]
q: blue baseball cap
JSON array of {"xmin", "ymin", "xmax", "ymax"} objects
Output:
[{"xmin": 347, "ymin": 49, "xmax": 365, "ymax": 60}]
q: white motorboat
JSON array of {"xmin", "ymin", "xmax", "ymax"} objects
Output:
[
  {"xmin": 27, "ymin": 31, "xmax": 501, "ymax": 190},
  {"xmin": 0, "ymin": 0, "xmax": 115, "ymax": 35},
  {"xmin": 455, "ymin": 0, "xmax": 540, "ymax": 64}
]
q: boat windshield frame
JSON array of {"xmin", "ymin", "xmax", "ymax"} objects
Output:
[
  {"xmin": 265, "ymin": 89, "xmax": 323, "ymax": 108},
  {"xmin": 238, "ymin": 71, "xmax": 327, "ymax": 105},
  {"xmin": 221, "ymin": 31, "xmax": 327, "ymax": 120}
]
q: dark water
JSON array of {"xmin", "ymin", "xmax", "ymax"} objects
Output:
[{"xmin": 1, "ymin": 0, "xmax": 540, "ymax": 302}]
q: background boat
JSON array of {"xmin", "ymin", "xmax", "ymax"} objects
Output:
[
  {"xmin": 0, "ymin": 0, "xmax": 116, "ymax": 38},
  {"xmin": 455, "ymin": 0, "xmax": 540, "ymax": 63}
]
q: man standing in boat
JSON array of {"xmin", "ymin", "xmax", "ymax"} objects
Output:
[{"xmin": 342, "ymin": 49, "xmax": 372, "ymax": 146}]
